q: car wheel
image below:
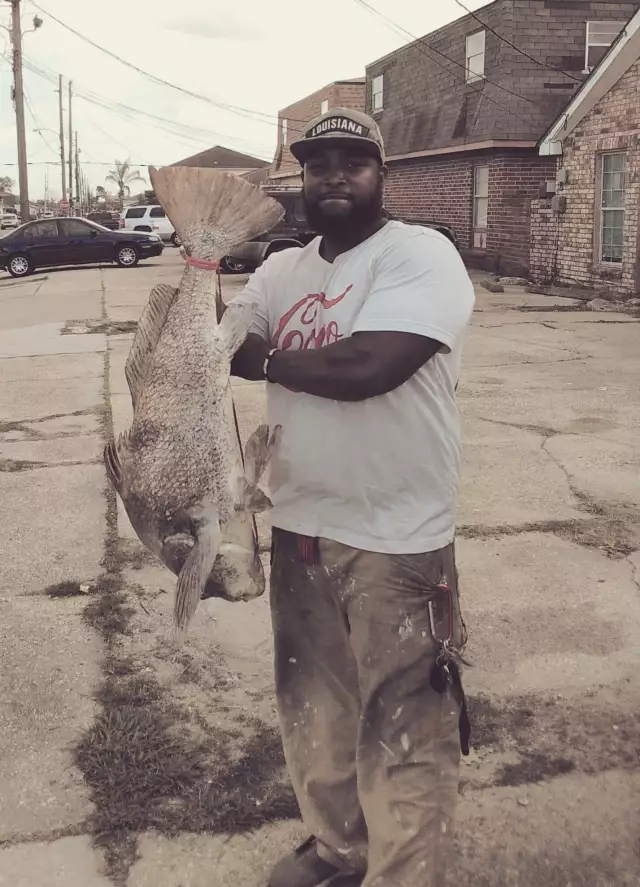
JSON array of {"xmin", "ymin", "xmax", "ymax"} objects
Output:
[
  {"xmin": 115, "ymin": 245, "xmax": 139, "ymax": 268},
  {"xmin": 220, "ymin": 255, "xmax": 249, "ymax": 274},
  {"xmin": 170, "ymin": 232, "xmax": 182, "ymax": 247},
  {"xmin": 7, "ymin": 253, "xmax": 32, "ymax": 278}
]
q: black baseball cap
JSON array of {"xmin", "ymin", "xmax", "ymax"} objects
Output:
[{"xmin": 290, "ymin": 107, "xmax": 386, "ymax": 165}]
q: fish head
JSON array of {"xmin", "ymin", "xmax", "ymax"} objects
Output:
[{"xmin": 201, "ymin": 542, "xmax": 266, "ymax": 602}]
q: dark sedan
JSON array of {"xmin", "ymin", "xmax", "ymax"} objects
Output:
[{"xmin": 0, "ymin": 216, "xmax": 164, "ymax": 278}]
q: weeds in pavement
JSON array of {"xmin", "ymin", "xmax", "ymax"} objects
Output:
[
  {"xmin": 496, "ymin": 751, "xmax": 575, "ymax": 786},
  {"xmin": 45, "ymin": 580, "xmax": 88, "ymax": 598}
]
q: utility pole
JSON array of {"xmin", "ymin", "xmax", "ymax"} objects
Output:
[
  {"xmin": 10, "ymin": 0, "xmax": 29, "ymax": 222},
  {"xmin": 68, "ymin": 80, "xmax": 73, "ymax": 208},
  {"xmin": 58, "ymin": 74, "xmax": 66, "ymax": 211},
  {"xmin": 74, "ymin": 132, "xmax": 80, "ymax": 207}
]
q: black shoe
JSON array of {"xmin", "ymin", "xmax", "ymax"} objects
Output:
[{"xmin": 267, "ymin": 837, "xmax": 341, "ymax": 887}]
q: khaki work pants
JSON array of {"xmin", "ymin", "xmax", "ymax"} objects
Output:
[{"xmin": 269, "ymin": 528, "xmax": 468, "ymax": 887}]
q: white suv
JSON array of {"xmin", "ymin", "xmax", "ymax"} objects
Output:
[
  {"xmin": 119, "ymin": 205, "xmax": 180, "ymax": 245},
  {"xmin": 1, "ymin": 209, "xmax": 19, "ymax": 231}
]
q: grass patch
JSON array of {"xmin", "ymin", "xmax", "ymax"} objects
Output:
[
  {"xmin": 0, "ymin": 457, "xmax": 43, "ymax": 472},
  {"xmin": 467, "ymin": 690, "xmax": 640, "ymax": 790},
  {"xmin": 75, "ymin": 686, "xmax": 298, "ymax": 882},
  {"xmin": 84, "ymin": 583, "xmax": 135, "ymax": 638},
  {"xmin": 45, "ymin": 580, "xmax": 89, "ymax": 598},
  {"xmin": 459, "ymin": 515, "xmax": 637, "ymax": 558},
  {"xmin": 496, "ymin": 752, "xmax": 575, "ymax": 786}
]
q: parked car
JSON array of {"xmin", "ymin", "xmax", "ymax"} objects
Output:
[
  {"xmin": 86, "ymin": 210, "xmax": 119, "ymax": 231},
  {"xmin": 220, "ymin": 190, "xmax": 315, "ymax": 274},
  {"xmin": 0, "ymin": 216, "xmax": 163, "ymax": 278},
  {"xmin": 219, "ymin": 191, "xmax": 459, "ymax": 274},
  {"xmin": 1, "ymin": 209, "xmax": 19, "ymax": 231},
  {"xmin": 119, "ymin": 205, "xmax": 180, "ymax": 245}
]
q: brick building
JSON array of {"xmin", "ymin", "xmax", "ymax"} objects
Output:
[
  {"xmin": 366, "ymin": 0, "xmax": 640, "ymax": 275},
  {"xmin": 269, "ymin": 78, "xmax": 366, "ymax": 188},
  {"xmin": 532, "ymin": 9, "xmax": 640, "ymax": 298}
]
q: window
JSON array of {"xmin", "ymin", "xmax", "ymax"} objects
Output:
[
  {"xmin": 372, "ymin": 74, "xmax": 384, "ymax": 112},
  {"xmin": 149, "ymin": 207, "xmax": 166, "ymax": 218},
  {"xmin": 281, "ymin": 118, "xmax": 288, "ymax": 146},
  {"xmin": 473, "ymin": 165, "xmax": 489, "ymax": 248},
  {"xmin": 125, "ymin": 207, "xmax": 146, "ymax": 219},
  {"xmin": 599, "ymin": 152, "xmax": 626, "ymax": 264},
  {"xmin": 60, "ymin": 219, "xmax": 93, "ymax": 236},
  {"xmin": 23, "ymin": 220, "xmax": 58, "ymax": 240},
  {"xmin": 293, "ymin": 197, "xmax": 307, "ymax": 224},
  {"xmin": 321, "ymin": 99, "xmax": 329, "ymax": 114},
  {"xmin": 585, "ymin": 21, "xmax": 625, "ymax": 71},
  {"xmin": 466, "ymin": 30, "xmax": 486, "ymax": 83}
]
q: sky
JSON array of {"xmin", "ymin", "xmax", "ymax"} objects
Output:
[{"xmin": 0, "ymin": 0, "xmax": 492, "ymax": 201}]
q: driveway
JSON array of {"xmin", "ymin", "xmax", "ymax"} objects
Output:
[{"xmin": 0, "ymin": 253, "xmax": 638, "ymax": 886}]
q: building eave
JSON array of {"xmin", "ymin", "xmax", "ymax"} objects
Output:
[
  {"xmin": 386, "ymin": 139, "xmax": 538, "ymax": 162},
  {"xmin": 538, "ymin": 8, "xmax": 640, "ymax": 156}
]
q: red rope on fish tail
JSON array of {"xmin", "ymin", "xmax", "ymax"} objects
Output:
[{"xmin": 186, "ymin": 255, "xmax": 220, "ymax": 271}]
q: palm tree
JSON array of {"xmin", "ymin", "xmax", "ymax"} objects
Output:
[{"xmin": 105, "ymin": 159, "xmax": 146, "ymax": 209}]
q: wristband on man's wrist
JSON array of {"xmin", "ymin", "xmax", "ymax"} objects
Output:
[{"xmin": 263, "ymin": 347, "xmax": 279, "ymax": 382}]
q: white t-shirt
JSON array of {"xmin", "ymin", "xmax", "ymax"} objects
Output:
[{"xmin": 231, "ymin": 220, "xmax": 475, "ymax": 554}]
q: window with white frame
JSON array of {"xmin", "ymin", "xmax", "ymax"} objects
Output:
[
  {"xmin": 466, "ymin": 30, "xmax": 486, "ymax": 83},
  {"xmin": 585, "ymin": 21, "xmax": 625, "ymax": 71},
  {"xmin": 473, "ymin": 165, "xmax": 489, "ymax": 249},
  {"xmin": 281, "ymin": 118, "xmax": 288, "ymax": 146},
  {"xmin": 321, "ymin": 99, "xmax": 329, "ymax": 114},
  {"xmin": 372, "ymin": 74, "xmax": 384, "ymax": 112},
  {"xmin": 599, "ymin": 152, "xmax": 626, "ymax": 264}
]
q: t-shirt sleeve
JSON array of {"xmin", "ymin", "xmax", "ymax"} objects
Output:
[
  {"xmin": 226, "ymin": 259, "xmax": 270, "ymax": 341},
  {"xmin": 352, "ymin": 230, "xmax": 476, "ymax": 353}
]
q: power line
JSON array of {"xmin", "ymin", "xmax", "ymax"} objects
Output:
[
  {"xmin": 17, "ymin": 53, "xmax": 276, "ymax": 159},
  {"xmin": 449, "ymin": 0, "xmax": 582, "ymax": 82},
  {"xmin": 30, "ymin": 1, "xmax": 309, "ymax": 134},
  {"xmin": 351, "ymin": 0, "xmax": 546, "ymax": 125},
  {"xmin": 23, "ymin": 87, "xmax": 57, "ymax": 155}
]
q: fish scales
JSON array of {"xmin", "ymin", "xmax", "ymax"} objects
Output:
[{"xmin": 103, "ymin": 165, "xmax": 285, "ymax": 640}]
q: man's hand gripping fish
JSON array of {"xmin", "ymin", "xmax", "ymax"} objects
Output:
[{"xmin": 103, "ymin": 165, "xmax": 284, "ymax": 640}]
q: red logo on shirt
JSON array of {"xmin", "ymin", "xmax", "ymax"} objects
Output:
[{"xmin": 273, "ymin": 285, "xmax": 353, "ymax": 351}]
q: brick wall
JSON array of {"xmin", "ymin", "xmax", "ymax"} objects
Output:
[
  {"xmin": 385, "ymin": 156, "xmax": 475, "ymax": 249},
  {"xmin": 385, "ymin": 148, "xmax": 555, "ymax": 275},
  {"xmin": 366, "ymin": 0, "xmax": 640, "ymax": 154},
  {"xmin": 530, "ymin": 59, "xmax": 640, "ymax": 298},
  {"xmin": 487, "ymin": 152, "xmax": 558, "ymax": 272},
  {"xmin": 270, "ymin": 80, "xmax": 365, "ymax": 180}
]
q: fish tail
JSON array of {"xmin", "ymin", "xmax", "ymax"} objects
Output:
[
  {"xmin": 173, "ymin": 516, "xmax": 222, "ymax": 638},
  {"xmin": 148, "ymin": 166, "xmax": 284, "ymax": 262}
]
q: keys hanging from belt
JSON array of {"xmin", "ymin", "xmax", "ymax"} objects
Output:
[{"xmin": 427, "ymin": 580, "xmax": 471, "ymax": 756}]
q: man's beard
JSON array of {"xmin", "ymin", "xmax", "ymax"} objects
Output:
[{"xmin": 302, "ymin": 188, "xmax": 384, "ymax": 238}]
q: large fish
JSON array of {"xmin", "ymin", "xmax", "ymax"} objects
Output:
[{"xmin": 103, "ymin": 165, "xmax": 284, "ymax": 638}]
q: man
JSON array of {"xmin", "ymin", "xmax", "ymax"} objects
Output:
[{"xmin": 228, "ymin": 108, "xmax": 475, "ymax": 887}]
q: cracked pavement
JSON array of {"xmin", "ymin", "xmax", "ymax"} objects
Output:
[{"xmin": 0, "ymin": 257, "xmax": 639, "ymax": 886}]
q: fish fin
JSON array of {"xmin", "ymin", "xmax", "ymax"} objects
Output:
[
  {"xmin": 237, "ymin": 480, "xmax": 273, "ymax": 514},
  {"xmin": 103, "ymin": 433, "xmax": 128, "ymax": 494},
  {"xmin": 244, "ymin": 423, "xmax": 282, "ymax": 485},
  {"xmin": 125, "ymin": 284, "xmax": 179, "ymax": 407},
  {"xmin": 217, "ymin": 300, "xmax": 255, "ymax": 358},
  {"xmin": 148, "ymin": 166, "xmax": 284, "ymax": 262},
  {"xmin": 173, "ymin": 514, "xmax": 222, "ymax": 641}
]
